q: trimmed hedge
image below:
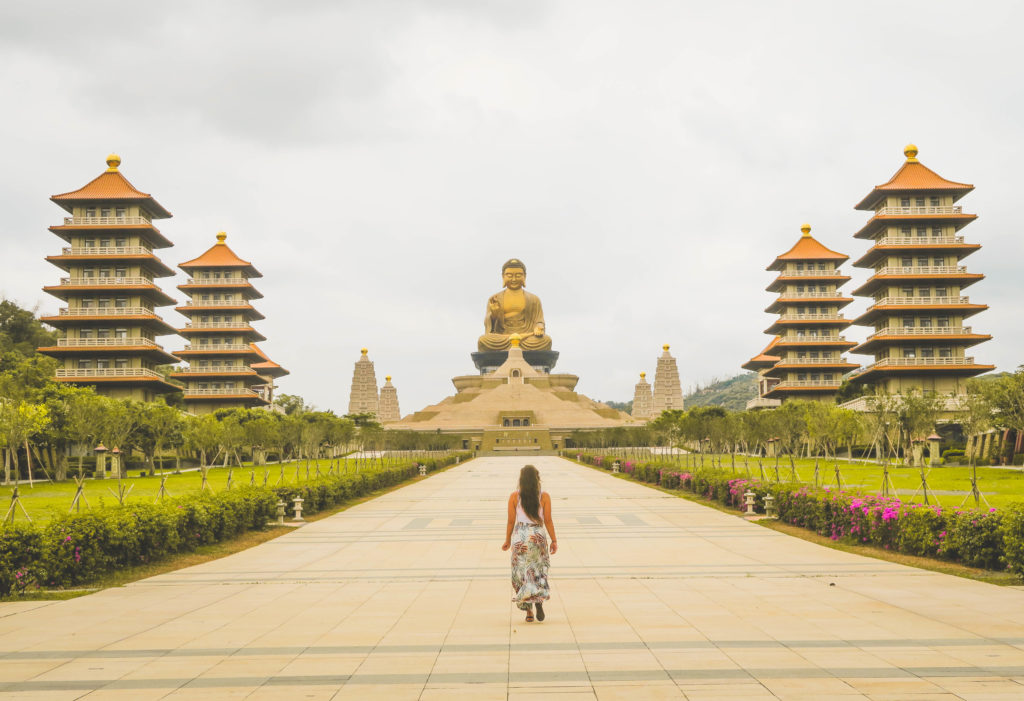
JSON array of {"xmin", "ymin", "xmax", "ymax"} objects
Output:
[
  {"xmin": 569, "ymin": 451, "xmax": 1024, "ymax": 577},
  {"xmin": 1, "ymin": 454, "xmax": 469, "ymax": 597}
]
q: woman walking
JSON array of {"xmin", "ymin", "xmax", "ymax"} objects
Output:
[{"xmin": 502, "ymin": 464, "xmax": 557, "ymax": 622}]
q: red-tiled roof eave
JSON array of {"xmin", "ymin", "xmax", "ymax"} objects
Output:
[
  {"xmin": 855, "ymin": 161, "xmax": 974, "ymax": 211},
  {"xmin": 853, "ymin": 213, "xmax": 977, "ymax": 240},
  {"xmin": 852, "ymin": 242, "xmax": 982, "ymax": 268},
  {"xmin": 51, "ymin": 171, "xmax": 172, "ymax": 218}
]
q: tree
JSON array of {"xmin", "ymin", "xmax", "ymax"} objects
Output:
[
  {"xmin": 64, "ymin": 392, "xmax": 106, "ymax": 478},
  {"xmin": 95, "ymin": 398, "xmax": 141, "ymax": 477},
  {"xmin": 132, "ymin": 402, "xmax": 185, "ymax": 475},
  {"xmin": 893, "ymin": 390, "xmax": 944, "ymax": 466},
  {"xmin": 0, "ymin": 299, "xmax": 56, "ymax": 363},
  {"xmin": 977, "ymin": 367, "xmax": 1024, "ymax": 436},
  {"xmin": 276, "ymin": 393, "xmax": 310, "ymax": 416},
  {"xmin": 0, "ymin": 401, "xmax": 50, "ymax": 484},
  {"xmin": 184, "ymin": 414, "xmax": 222, "ymax": 467}
]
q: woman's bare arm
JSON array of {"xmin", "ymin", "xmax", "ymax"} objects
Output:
[
  {"xmin": 542, "ymin": 493, "xmax": 557, "ymax": 554},
  {"xmin": 501, "ymin": 492, "xmax": 516, "ymax": 550}
]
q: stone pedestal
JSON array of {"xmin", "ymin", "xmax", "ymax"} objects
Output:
[{"xmin": 471, "ymin": 350, "xmax": 559, "ymax": 374}]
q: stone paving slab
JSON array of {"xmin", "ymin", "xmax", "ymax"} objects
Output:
[{"xmin": 1, "ymin": 456, "xmax": 1023, "ymax": 700}]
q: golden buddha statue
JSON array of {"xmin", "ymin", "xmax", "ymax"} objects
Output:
[{"xmin": 478, "ymin": 259, "xmax": 552, "ymax": 352}]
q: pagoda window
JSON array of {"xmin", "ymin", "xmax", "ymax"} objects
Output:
[
  {"xmin": 930, "ymin": 197, "xmax": 940, "ymax": 207},
  {"xmin": 198, "ymin": 360, "xmax": 209, "ymax": 367},
  {"xmin": 817, "ymin": 262, "xmax": 826, "ymax": 270},
  {"xmin": 915, "ymin": 197, "xmax": 925, "ymax": 207},
  {"xmin": 810, "ymin": 373, "xmax": 820, "ymax": 381},
  {"xmin": 939, "ymin": 348, "xmax": 953, "ymax": 358},
  {"xmin": 918, "ymin": 287, "xmax": 931, "ymax": 298},
  {"xmin": 917, "ymin": 257, "xmax": 929, "ymax": 267},
  {"xmin": 903, "ymin": 349, "xmax": 916, "ymax": 358},
  {"xmin": 80, "ymin": 329, "xmax": 93, "ymax": 339},
  {"xmin": 81, "ymin": 298, "xmax": 95, "ymax": 308},
  {"xmin": 797, "ymin": 352, "xmax": 807, "ymax": 359},
  {"xmin": 932, "ymin": 227, "xmax": 943, "ymax": 237},
  {"xmin": 114, "ymin": 328, "xmax": 127, "ymax": 338},
  {"xmin": 933, "ymin": 256, "xmax": 944, "ymax": 266},
  {"xmin": 916, "ymin": 227, "xmax": 928, "ymax": 237},
  {"xmin": 795, "ymin": 262, "xmax": 804, "ymax": 271},
  {"xmin": 98, "ymin": 267, "xmax": 111, "ymax": 278},
  {"xmin": 797, "ymin": 373, "xmax": 807, "ymax": 381},
  {"xmin": 900, "ymin": 197, "xmax": 910, "ymax": 207},
  {"xmin": 114, "ymin": 358, "xmax": 128, "ymax": 368},
  {"xmin": 199, "ymin": 338, "xmax": 209, "ymax": 346},
  {"xmin": 901, "ymin": 226, "xmax": 912, "ymax": 236},
  {"xmin": 921, "ymin": 348, "xmax": 935, "ymax": 358},
  {"xmin": 935, "ymin": 287, "xmax": 947, "ymax": 297},
  {"xmin": 78, "ymin": 359, "xmax": 93, "ymax": 369},
  {"xmin": 97, "ymin": 298, "xmax": 111, "ymax": 308},
  {"xmin": 82, "ymin": 267, "xmax": 95, "ymax": 278},
  {"xmin": 201, "ymin": 294, "xmax": 210, "ymax": 301},
  {"xmin": 824, "ymin": 374, "xmax": 834, "ymax": 381},
  {"xmin": 809, "ymin": 351, "xmax": 819, "ymax": 359},
  {"xmin": 937, "ymin": 316, "xmax": 950, "ymax": 327},
  {"xmin": 83, "ymin": 238, "xmax": 95, "ymax": 248},
  {"xmin": 809, "ymin": 328, "xmax": 819, "ymax": 337},
  {"xmin": 796, "ymin": 285, "xmax": 805, "ymax": 294},
  {"xmin": 114, "ymin": 267, "xmax": 127, "ymax": 278},
  {"xmin": 96, "ymin": 328, "xmax": 111, "ymax": 339},
  {"xmin": 96, "ymin": 358, "xmax": 111, "ymax": 369},
  {"xmin": 920, "ymin": 318, "xmax": 932, "ymax": 328},
  {"xmin": 212, "ymin": 338, "xmax": 222, "ymax": 346},
  {"xmin": 114, "ymin": 298, "xmax": 127, "ymax": 308},
  {"xmin": 115, "ymin": 207, "xmax": 126, "ymax": 218},
  {"xmin": 100, "ymin": 208, "xmax": 111, "ymax": 217},
  {"xmin": 212, "ymin": 383, "xmax": 222, "ymax": 390},
  {"xmin": 198, "ymin": 383, "xmax": 208, "ymax": 389},
  {"xmin": 901, "ymin": 257, "xmax": 912, "ymax": 267},
  {"xmin": 902, "ymin": 317, "xmax": 914, "ymax": 328},
  {"xmin": 85, "ymin": 207, "xmax": 96, "ymax": 217},
  {"xmin": 115, "ymin": 237, "xmax": 127, "ymax": 247},
  {"xmin": 901, "ymin": 287, "xmax": 914, "ymax": 297}
]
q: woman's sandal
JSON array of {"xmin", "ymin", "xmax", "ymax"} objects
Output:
[
  {"xmin": 525, "ymin": 607, "xmax": 534, "ymax": 622},
  {"xmin": 535, "ymin": 602, "xmax": 545, "ymax": 621}
]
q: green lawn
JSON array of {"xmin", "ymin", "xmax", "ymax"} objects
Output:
[
  {"xmin": 604, "ymin": 451, "xmax": 1024, "ymax": 509},
  {"xmin": 0, "ymin": 458, "xmax": 384, "ymax": 523}
]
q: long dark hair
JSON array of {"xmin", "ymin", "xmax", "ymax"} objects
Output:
[{"xmin": 518, "ymin": 465, "xmax": 541, "ymax": 523}]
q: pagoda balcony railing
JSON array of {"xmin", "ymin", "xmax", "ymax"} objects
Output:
[
  {"xmin": 178, "ymin": 366, "xmax": 255, "ymax": 374},
  {"xmin": 778, "ymin": 269, "xmax": 842, "ymax": 277},
  {"xmin": 772, "ymin": 380, "xmax": 843, "ymax": 390},
  {"xmin": 871, "ymin": 265, "xmax": 968, "ymax": 276},
  {"xmin": 56, "ymin": 338, "xmax": 161, "ymax": 348},
  {"xmin": 778, "ymin": 313, "xmax": 846, "ymax": 321},
  {"xmin": 182, "ymin": 299, "xmax": 249, "ymax": 307},
  {"xmin": 776, "ymin": 291, "xmax": 845, "ymax": 299},
  {"xmin": 63, "ymin": 215, "xmax": 152, "ymax": 226},
  {"xmin": 872, "ymin": 296, "xmax": 970, "ymax": 306},
  {"xmin": 746, "ymin": 397, "xmax": 782, "ymax": 409},
  {"xmin": 184, "ymin": 388, "xmax": 260, "ymax": 397},
  {"xmin": 874, "ymin": 206, "xmax": 963, "ymax": 216},
  {"xmin": 60, "ymin": 276, "xmax": 155, "ymax": 286},
  {"xmin": 775, "ymin": 357, "xmax": 850, "ymax": 365},
  {"xmin": 59, "ymin": 306, "xmax": 155, "ymax": 317},
  {"xmin": 185, "ymin": 277, "xmax": 250, "ymax": 285},
  {"xmin": 869, "ymin": 326, "xmax": 971, "ymax": 339},
  {"xmin": 864, "ymin": 356, "xmax": 974, "ymax": 370},
  {"xmin": 183, "ymin": 321, "xmax": 251, "ymax": 329},
  {"xmin": 56, "ymin": 368, "xmax": 164, "ymax": 379},
  {"xmin": 782, "ymin": 335, "xmax": 847, "ymax": 342},
  {"xmin": 182, "ymin": 344, "xmax": 252, "ymax": 351},
  {"xmin": 61, "ymin": 246, "xmax": 154, "ymax": 256},
  {"xmin": 874, "ymin": 235, "xmax": 965, "ymax": 246}
]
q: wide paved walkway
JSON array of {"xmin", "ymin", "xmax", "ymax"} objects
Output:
[{"xmin": 1, "ymin": 456, "xmax": 1023, "ymax": 700}]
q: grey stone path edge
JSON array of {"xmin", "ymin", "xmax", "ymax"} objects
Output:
[{"xmin": 1, "ymin": 456, "xmax": 1023, "ymax": 700}]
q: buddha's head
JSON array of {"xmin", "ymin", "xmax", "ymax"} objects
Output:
[{"xmin": 501, "ymin": 259, "xmax": 526, "ymax": 290}]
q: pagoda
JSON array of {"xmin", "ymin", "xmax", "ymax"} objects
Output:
[
  {"xmin": 651, "ymin": 345, "xmax": 684, "ymax": 415},
  {"xmin": 38, "ymin": 154, "xmax": 181, "ymax": 401},
  {"xmin": 847, "ymin": 145, "xmax": 993, "ymax": 396},
  {"xmin": 348, "ymin": 348, "xmax": 380, "ymax": 416},
  {"xmin": 250, "ymin": 344, "xmax": 290, "ymax": 406},
  {"xmin": 171, "ymin": 232, "xmax": 269, "ymax": 413},
  {"xmin": 741, "ymin": 337, "xmax": 782, "ymax": 409},
  {"xmin": 758, "ymin": 224, "xmax": 859, "ymax": 402},
  {"xmin": 378, "ymin": 376, "xmax": 401, "ymax": 423},
  {"xmin": 631, "ymin": 372, "xmax": 653, "ymax": 419}
]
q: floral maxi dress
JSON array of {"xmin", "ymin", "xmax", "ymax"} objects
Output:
[{"xmin": 511, "ymin": 521, "xmax": 550, "ymax": 610}]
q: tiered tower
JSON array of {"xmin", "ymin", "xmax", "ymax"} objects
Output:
[
  {"xmin": 250, "ymin": 344, "xmax": 290, "ymax": 406},
  {"xmin": 348, "ymin": 348, "xmax": 380, "ymax": 416},
  {"xmin": 171, "ymin": 232, "xmax": 269, "ymax": 413},
  {"xmin": 758, "ymin": 224, "xmax": 859, "ymax": 402},
  {"xmin": 651, "ymin": 345, "xmax": 683, "ymax": 415},
  {"xmin": 378, "ymin": 376, "xmax": 401, "ymax": 423},
  {"xmin": 742, "ymin": 338, "xmax": 782, "ymax": 409},
  {"xmin": 631, "ymin": 372, "xmax": 653, "ymax": 418},
  {"xmin": 848, "ymin": 145, "xmax": 992, "ymax": 395},
  {"xmin": 38, "ymin": 154, "xmax": 181, "ymax": 401}
]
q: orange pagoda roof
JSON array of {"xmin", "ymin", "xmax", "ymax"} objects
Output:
[
  {"xmin": 51, "ymin": 155, "xmax": 172, "ymax": 218},
  {"xmin": 250, "ymin": 344, "xmax": 289, "ymax": 378},
  {"xmin": 179, "ymin": 232, "xmax": 262, "ymax": 277},
  {"xmin": 766, "ymin": 225, "xmax": 848, "ymax": 270},
  {"xmin": 741, "ymin": 337, "xmax": 781, "ymax": 371},
  {"xmin": 855, "ymin": 145, "xmax": 974, "ymax": 210}
]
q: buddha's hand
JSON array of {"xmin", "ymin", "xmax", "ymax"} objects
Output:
[
  {"xmin": 488, "ymin": 296, "xmax": 501, "ymax": 315},
  {"xmin": 533, "ymin": 324, "xmax": 544, "ymax": 337}
]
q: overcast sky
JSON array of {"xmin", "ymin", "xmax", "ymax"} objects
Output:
[{"xmin": 2, "ymin": 1, "xmax": 1022, "ymax": 415}]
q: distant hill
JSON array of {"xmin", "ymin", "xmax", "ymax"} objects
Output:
[{"xmin": 684, "ymin": 372, "xmax": 757, "ymax": 411}]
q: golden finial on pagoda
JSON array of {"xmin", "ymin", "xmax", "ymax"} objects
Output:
[
  {"xmin": 361, "ymin": 348, "xmax": 368, "ymax": 355},
  {"xmin": 663, "ymin": 344, "xmax": 670, "ymax": 352},
  {"xmin": 216, "ymin": 231, "xmax": 227, "ymax": 244},
  {"xmin": 385, "ymin": 375, "xmax": 391, "ymax": 382},
  {"xmin": 904, "ymin": 144, "xmax": 919, "ymax": 162},
  {"xmin": 510, "ymin": 334, "xmax": 522, "ymax": 348},
  {"xmin": 801, "ymin": 223, "xmax": 811, "ymax": 237},
  {"xmin": 640, "ymin": 372, "xmax": 646, "ymax": 379},
  {"xmin": 105, "ymin": 154, "xmax": 121, "ymax": 172}
]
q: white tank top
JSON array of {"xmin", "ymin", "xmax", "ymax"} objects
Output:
[{"xmin": 516, "ymin": 491, "xmax": 545, "ymax": 524}]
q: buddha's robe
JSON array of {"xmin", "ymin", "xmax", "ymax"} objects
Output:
[{"xmin": 478, "ymin": 289, "xmax": 552, "ymax": 351}]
